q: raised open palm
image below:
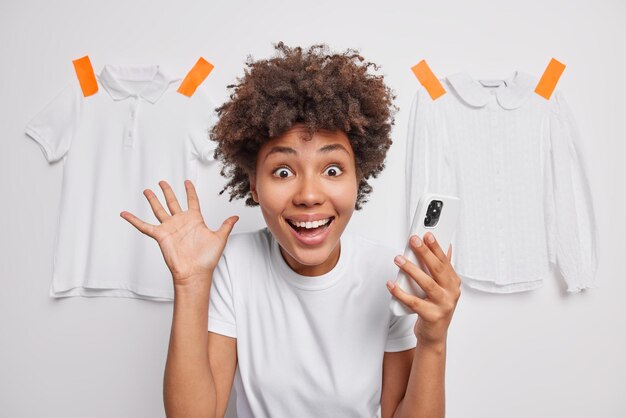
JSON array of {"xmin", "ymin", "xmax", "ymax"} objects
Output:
[{"xmin": 120, "ymin": 180, "xmax": 238, "ymax": 287}]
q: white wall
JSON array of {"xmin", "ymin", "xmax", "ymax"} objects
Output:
[{"xmin": 1, "ymin": 0, "xmax": 623, "ymax": 416}]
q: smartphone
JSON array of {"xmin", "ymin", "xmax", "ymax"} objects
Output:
[{"xmin": 390, "ymin": 193, "xmax": 461, "ymax": 316}]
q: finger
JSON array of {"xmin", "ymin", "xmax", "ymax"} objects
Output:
[
  {"xmin": 394, "ymin": 255, "xmax": 445, "ymax": 301},
  {"xmin": 120, "ymin": 211, "xmax": 157, "ymax": 238},
  {"xmin": 158, "ymin": 180, "xmax": 183, "ymax": 215},
  {"xmin": 185, "ymin": 180, "xmax": 201, "ymax": 212},
  {"xmin": 447, "ymin": 244, "xmax": 452, "ymax": 262},
  {"xmin": 144, "ymin": 188, "xmax": 170, "ymax": 223},
  {"xmin": 423, "ymin": 232, "xmax": 449, "ymax": 263},
  {"xmin": 215, "ymin": 216, "xmax": 239, "ymax": 241},
  {"xmin": 386, "ymin": 279, "xmax": 432, "ymax": 316},
  {"xmin": 409, "ymin": 235, "xmax": 446, "ymax": 283}
]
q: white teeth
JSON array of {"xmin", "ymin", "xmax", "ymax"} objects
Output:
[{"xmin": 289, "ymin": 218, "xmax": 332, "ymax": 229}]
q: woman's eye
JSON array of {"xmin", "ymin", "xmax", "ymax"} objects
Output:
[
  {"xmin": 273, "ymin": 167, "xmax": 294, "ymax": 178},
  {"xmin": 324, "ymin": 165, "xmax": 343, "ymax": 177}
]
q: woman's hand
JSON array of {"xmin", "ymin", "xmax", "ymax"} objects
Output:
[
  {"xmin": 386, "ymin": 233, "xmax": 461, "ymax": 347},
  {"xmin": 119, "ymin": 180, "xmax": 239, "ymax": 288}
]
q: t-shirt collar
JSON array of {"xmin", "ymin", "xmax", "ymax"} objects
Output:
[
  {"xmin": 446, "ymin": 71, "xmax": 535, "ymax": 110},
  {"xmin": 98, "ymin": 64, "xmax": 175, "ymax": 104},
  {"xmin": 266, "ymin": 227, "xmax": 352, "ymax": 291}
]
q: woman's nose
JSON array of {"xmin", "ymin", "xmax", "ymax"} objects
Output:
[{"xmin": 292, "ymin": 176, "xmax": 325, "ymax": 207}]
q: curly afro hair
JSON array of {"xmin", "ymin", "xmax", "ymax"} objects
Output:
[{"xmin": 210, "ymin": 41, "xmax": 398, "ymax": 210}]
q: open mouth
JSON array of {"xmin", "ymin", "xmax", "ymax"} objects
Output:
[{"xmin": 286, "ymin": 216, "xmax": 335, "ymax": 237}]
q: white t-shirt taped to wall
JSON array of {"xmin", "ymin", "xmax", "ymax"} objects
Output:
[
  {"xmin": 208, "ymin": 227, "xmax": 418, "ymax": 418},
  {"xmin": 25, "ymin": 64, "xmax": 218, "ymax": 300}
]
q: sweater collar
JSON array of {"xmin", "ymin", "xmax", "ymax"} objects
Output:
[{"xmin": 446, "ymin": 71, "xmax": 535, "ymax": 110}]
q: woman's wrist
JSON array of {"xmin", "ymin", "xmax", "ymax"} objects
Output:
[
  {"xmin": 173, "ymin": 273, "xmax": 213, "ymax": 297},
  {"xmin": 419, "ymin": 339, "xmax": 447, "ymax": 354},
  {"xmin": 415, "ymin": 329, "xmax": 448, "ymax": 352}
]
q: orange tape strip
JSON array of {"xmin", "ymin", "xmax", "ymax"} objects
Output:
[
  {"xmin": 72, "ymin": 55, "xmax": 98, "ymax": 97},
  {"xmin": 411, "ymin": 60, "xmax": 446, "ymax": 100},
  {"xmin": 177, "ymin": 57, "xmax": 214, "ymax": 97},
  {"xmin": 535, "ymin": 58, "xmax": 566, "ymax": 100}
]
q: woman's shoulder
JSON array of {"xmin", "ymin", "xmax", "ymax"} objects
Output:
[
  {"xmin": 348, "ymin": 232, "xmax": 398, "ymax": 252},
  {"xmin": 345, "ymin": 232, "xmax": 403, "ymax": 282},
  {"xmin": 221, "ymin": 227, "xmax": 402, "ymax": 263},
  {"xmin": 347, "ymin": 230, "xmax": 402, "ymax": 260},
  {"xmin": 223, "ymin": 227, "xmax": 272, "ymax": 255}
]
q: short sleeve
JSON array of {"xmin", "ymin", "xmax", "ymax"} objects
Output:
[
  {"xmin": 545, "ymin": 91, "xmax": 599, "ymax": 292},
  {"xmin": 208, "ymin": 254, "xmax": 237, "ymax": 338},
  {"xmin": 188, "ymin": 89, "xmax": 218, "ymax": 163},
  {"xmin": 385, "ymin": 312, "xmax": 417, "ymax": 352},
  {"xmin": 25, "ymin": 83, "xmax": 80, "ymax": 163}
]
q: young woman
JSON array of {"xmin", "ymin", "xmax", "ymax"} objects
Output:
[{"xmin": 120, "ymin": 42, "xmax": 461, "ymax": 418}]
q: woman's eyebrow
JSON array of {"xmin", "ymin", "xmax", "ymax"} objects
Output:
[
  {"xmin": 264, "ymin": 143, "xmax": 350, "ymax": 161},
  {"xmin": 264, "ymin": 146, "xmax": 296, "ymax": 161},
  {"xmin": 318, "ymin": 143, "xmax": 350, "ymax": 156}
]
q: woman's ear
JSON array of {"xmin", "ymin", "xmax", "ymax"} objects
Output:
[
  {"xmin": 355, "ymin": 167, "xmax": 364, "ymax": 187},
  {"xmin": 249, "ymin": 173, "xmax": 259, "ymax": 203}
]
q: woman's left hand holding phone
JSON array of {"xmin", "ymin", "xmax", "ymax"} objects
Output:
[{"xmin": 387, "ymin": 233, "xmax": 461, "ymax": 347}]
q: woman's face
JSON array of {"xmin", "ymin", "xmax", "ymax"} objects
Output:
[{"xmin": 250, "ymin": 123, "xmax": 359, "ymax": 276}]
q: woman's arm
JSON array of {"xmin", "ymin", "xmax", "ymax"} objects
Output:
[
  {"xmin": 386, "ymin": 232, "xmax": 461, "ymax": 418},
  {"xmin": 164, "ymin": 279, "xmax": 217, "ymax": 418},
  {"xmin": 392, "ymin": 340, "xmax": 446, "ymax": 418},
  {"xmin": 119, "ymin": 180, "xmax": 239, "ymax": 418}
]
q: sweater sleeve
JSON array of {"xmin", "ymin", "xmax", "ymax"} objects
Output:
[
  {"xmin": 404, "ymin": 87, "xmax": 456, "ymax": 232},
  {"xmin": 545, "ymin": 91, "xmax": 599, "ymax": 292}
]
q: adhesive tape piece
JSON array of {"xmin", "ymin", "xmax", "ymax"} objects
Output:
[
  {"xmin": 411, "ymin": 60, "xmax": 446, "ymax": 100},
  {"xmin": 72, "ymin": 56, "xmax": 98, "ymax": 97},
  {"xmin": 535, "ymin": 58, "xmax": 566, "ymax": 100},
  {"xmin": 177, "ymin": 57, "xmax": 214, "ymax": 97}
]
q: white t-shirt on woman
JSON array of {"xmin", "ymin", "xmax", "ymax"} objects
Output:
[{"xmin": 208, "ymin": 227, "xmax": 417, "ymax": 418}]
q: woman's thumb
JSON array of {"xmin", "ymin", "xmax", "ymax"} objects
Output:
[{"xmin": 216, "ymin": 215, "xmax": 239, "ymax": 240}]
